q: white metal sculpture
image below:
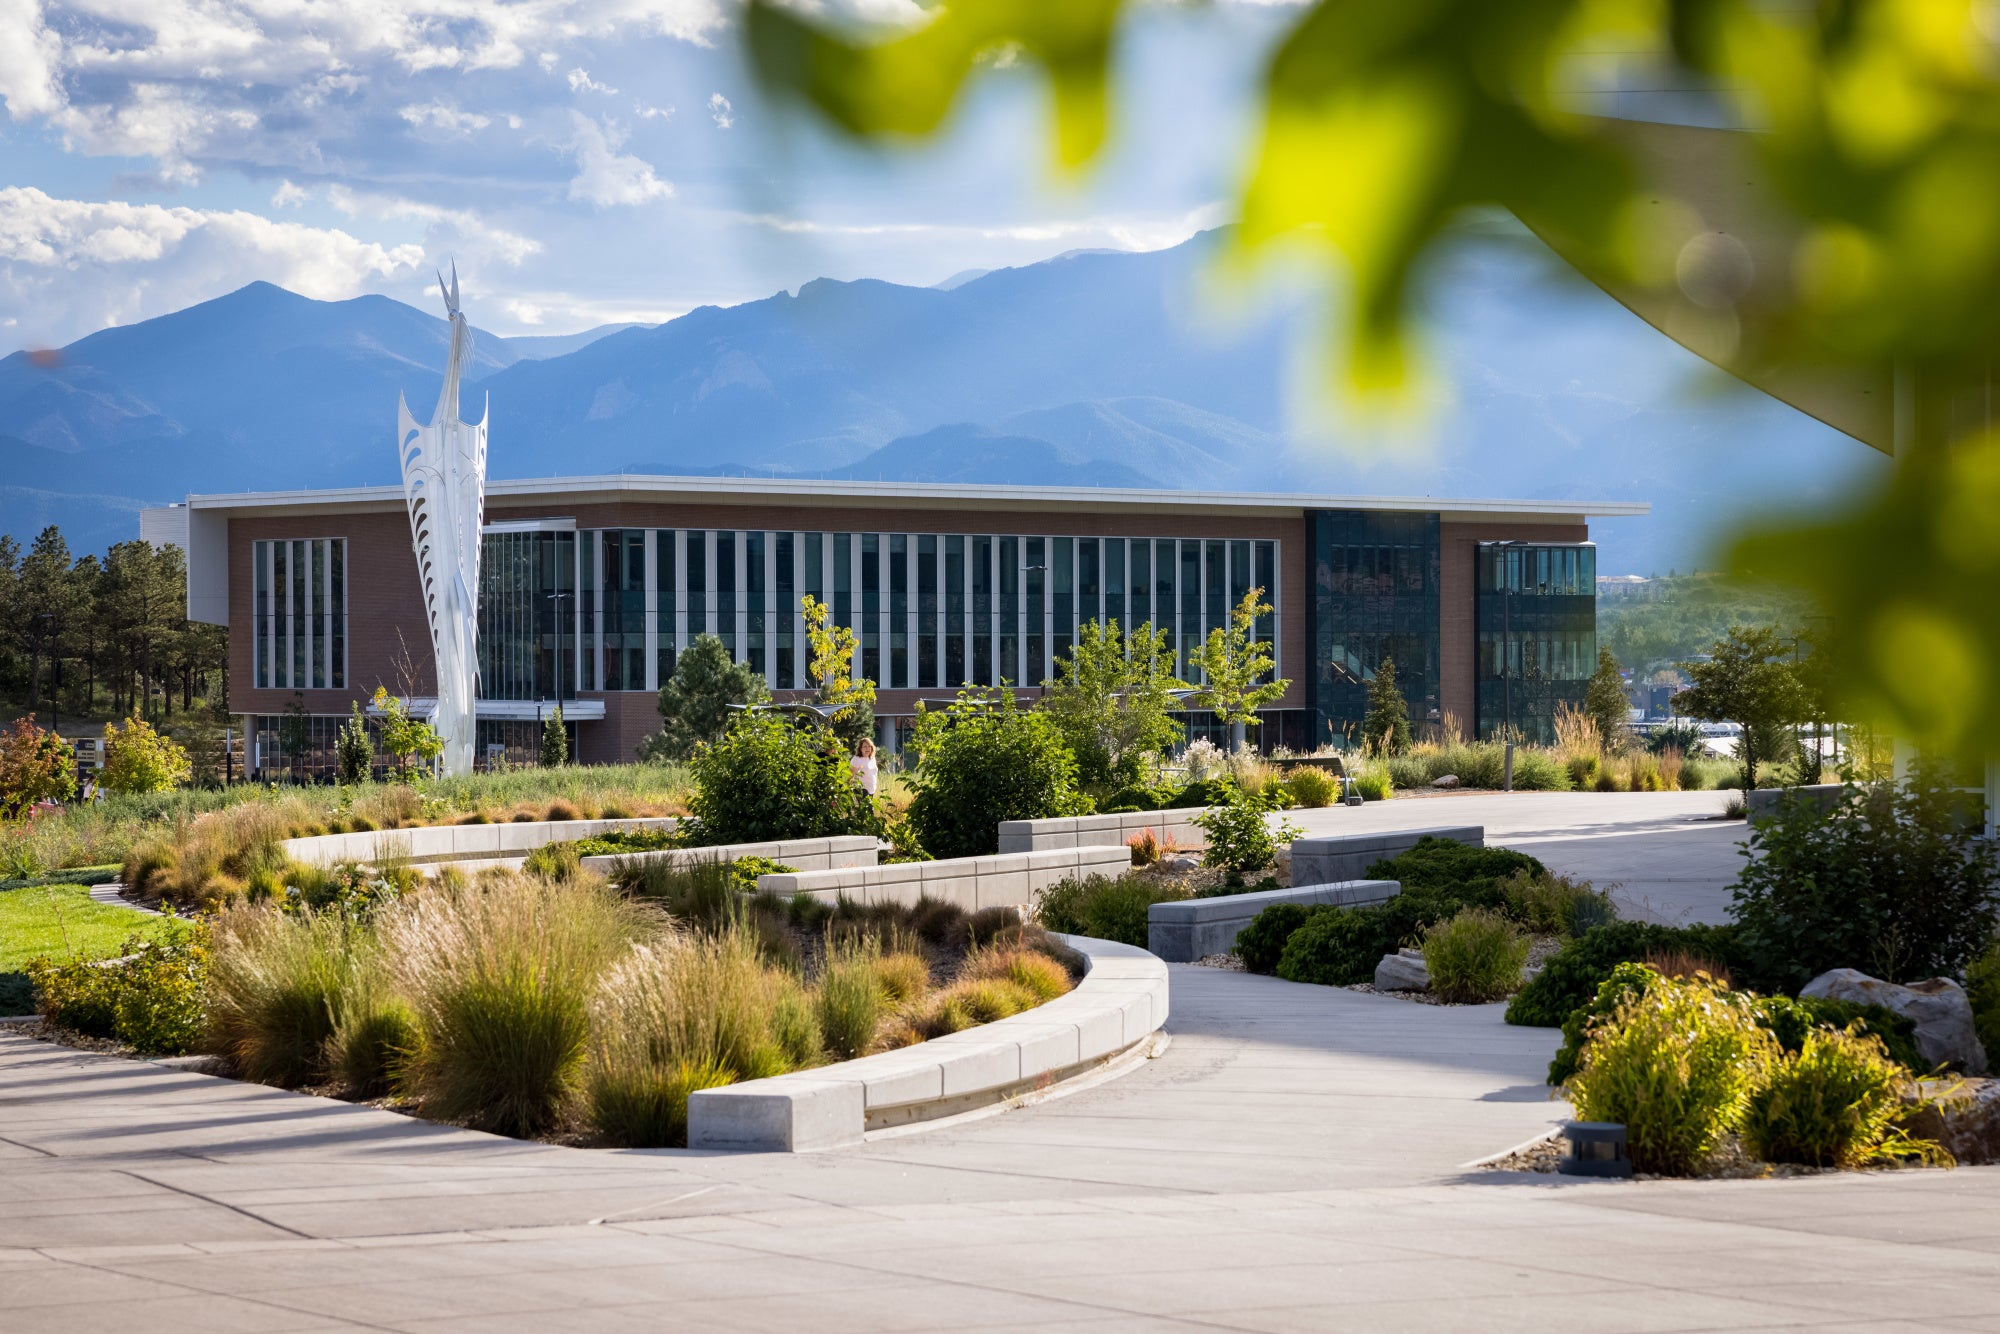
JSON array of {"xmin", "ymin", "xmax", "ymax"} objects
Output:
[{"xmin": 398, "ymin": 264, "xmax": 488, "ymax": 777}]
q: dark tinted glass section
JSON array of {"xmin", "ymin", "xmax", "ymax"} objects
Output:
[
  {"xmin": 1052, "ymin": 537, "xmax": 1073, "ymax": 670},
  {"xmin": 746, "ymin": 531, "xmax": 766, "ymax": 678},
  {"xmin": 918, "ymin": 534, "xmax": 938, "ymax": 687},
  {"xmin": 972, "ymin": 535, "xmax": 992, "ymax": 685},
  {"xmin": 1475, "ymin": 542, "xmax": 1597, "ymax": 743},
  {"xmin": 1129, "ymin": 539, "xmax": 1150, "ymax": 629},
  {"xmin": 656, "ymin": 530, "xmax": 676, "ymax": 683},
  {"xmin": 1078, "ymin": 537, "xmax": 1099, "ymax": 630},
  {"xmin": 775, "ymin": 531, "xmax": 795, "ymax": 687},
  {"xmin": 715, "ymin": 531, "xmax": 737, "ymax": 657},
  {"xmin": 480, "ymin": 530, "xmax": 578, "ymax": 702},
  {"xmin": 998, "ymin": 536, "xmax": 1018, "ymax": 686},
  {"xmin": 1105, "ymin": 539, "xmax": 1124, "ymax": 629},
  {"xmin": 945, "ymin": 535, "xmax": 965, "ymax": 686},
  {"xmin": 1309, "ymin": 510, "xmax": 1440, "ymax": 745},
  {"xmin": 1025, "ymin": 536, "xmax": 1045, "ymax": 685},
  {"xmin": 1178, "ymin": 541, "xmax": 1200, "ymax": 679},
  {"xmin": 861, "ymin": 533, "xmax": 880, "ymax": 685},
  {"xmin": 684, "ymin": 531, "xmax": 706, "ymax": 640}
]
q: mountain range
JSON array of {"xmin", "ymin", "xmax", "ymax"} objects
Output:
[{"xmin": 0, "ymin": 229, "xmax": 1886, "ymax": 573}]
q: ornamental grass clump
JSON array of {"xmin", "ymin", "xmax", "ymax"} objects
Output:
[
  {"xmin": 814, "ymin": 938, "xmax": 885, "ymax": 1061},
  {"xmin": 1566, "ymin": 973, "xmax": 1777, "ymax": 1175},
  {"xmin": 1738, "ymin": 1027, "xmax": 1941, "ymax": 1168},
  {"xmin": 326, "ymin": 950, "xmax": 417, "ymax": 1099},
  {"xmin": 1283, "ymin": 765, "xmax": 1339, "ymax": 808},
  {"xmin": 1420, "ymin": 907, "xmax": 1529, "ymax": 1003},
  {"xmin": 382, "ymin": 873, "xmax": 655, "ymax": 1137},
  {"xmin": 582, "ymin": 926, "xmax": 819, "ymax": 1147},
  {"xmin": 202, "ymin": 904, "xmax": 361, "ymax": 1086},
  {"xmin": 1501, "ymin": 868, "xmax": 1617, "ymax": 938}
]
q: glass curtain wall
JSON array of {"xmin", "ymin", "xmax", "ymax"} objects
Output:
[
  {"xmin": 1308, "ymin": 510, "xmax": 1441, "ymax": 747},
  {"xmin": 1475, "ymin": 542, "xmax": 1597, "ymax": 743},
  {"xmin": 554, "ymin": 527, "xmax": 1279, "ymax": 694},
  {"xmin": 478, "ymin": 529, "xmax": 577, "ymax": 701},
  {"xmin": 251, "ymin": 537, "xmax": 347, "ymax": 690}
]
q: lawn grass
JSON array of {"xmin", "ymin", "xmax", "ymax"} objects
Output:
[{"xmin": 0, "ymin": 884, "xmax": 170, "ymax": 1015}]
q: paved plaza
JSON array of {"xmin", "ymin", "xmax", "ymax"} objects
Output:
[{"xmin": 4, "ymin": 792, "xmax": 1996, "ymax": 1332}]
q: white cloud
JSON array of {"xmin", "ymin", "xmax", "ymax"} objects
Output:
[
  {"xmin": 0, "ymin": 0, "xmax": 63, "ymax": 120},
  {"xmin": 707, "ymin": 92, "xmax": 732, "ymax": 128},
  {"xmin": 399, "ymin": 101, "xmax": 492, "ymax": 135},
  {"xmin": 325, "ymin": 184, "xmax": 542, "ymax": 267},
  {"xmin": 0, "ymin": 185, "xmax": 427, "ymax": 342},
  {"xmin": 567, "ymin": 67, "xmax": 617, "ymax": 96},
  {"xmin": 635, "ymin": 102, "xmax": 673, "ymax": 120},
  {"xmin": 270, "ymin": 179, "xmax": 309, "ymax": 208},
  {"xmin": 565, "ymin": 112, "xmax": 673, "ymax": 207},
  {"xmin": 503, "ymin": 298, "xmax": 545, "ymax": 325}
]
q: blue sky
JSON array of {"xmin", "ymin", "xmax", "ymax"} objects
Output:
[{"xmin": 0, "ymin": 0, "xmax": 1297, "ymax": 350}]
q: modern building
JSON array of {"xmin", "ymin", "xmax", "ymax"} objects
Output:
[{"xmin": 140, "ymin": 476, "xmax": 1644, "ymax": 776}]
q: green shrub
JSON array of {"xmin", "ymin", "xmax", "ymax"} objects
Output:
[
  {"xmin": 1104, "ymin": 782, "xmax": 1178, "ymax": 812},
  {"xmin": 1567, "ymin": 973, "xmax": 1777, "ymax": 1175},
  {"xmin": 1235, "ymin": 903, "xmax": 1312, "ymax": 974},
  {"xmin": 1501, "ymin": 869, "xmax": 1617, "ymax": 937},
  {"xmin": 568, "ymin": 828, "xmax": 678, "ymax": 857},
  {"xmin": 683, "ymin": 712, "xmax": 881, "ymax": 848},
  {"xmin": 1728, "ymin": 774, "xmax": 2000, "ymax": 992},
  {"xmin": 1740, "ymin": 1027, "xmax": 1929, "ymax": 1168},
  {"xmin": 1547, "ymin": 960, "xmax": 1661, "ymax": 1084},
  {"xmin": 1033, "ymin": 873, "xmax": 1189, "ymax": 947},
  {"xmin": 30, "ymin": 920, "xmax": 207, "ymax": 1054},
  {"xmin": 1169, "ymin": 777, "xmax": 1235, "ymax": 809},
  {"xmin": 906, "ymin": 690, "xmax": 1090, "ymax": 859},
  {"xmin": 727, "ymin": 856, "xmax": 798, "ymax": 892},
  {"xmin": 202, "ymin": 905, "xmax": 358, "ymax": 1086},
  {"xmin": 1508, "ymin": 749, "xmax": 1572, "ymax": 791},
  {"xmin": 1275, "ymin": 905, "xmax": 1396, "ymax": 986},
  {"xmin": 1191, "ymin": 787, "xmax": 1302, "ymax": 874},
  {"xmin": 1755, "ymin": 994, "xmax": 1926, "ymax": 1074},
  {"xmin": 1348, "ymin": 766, "xmax": 1392, "ymax": 801},
  {"xmin": 1969, "ymin": 941, "xmax": 2000, "ymax": 1069},
  {"xmin": 1421, "ymin": 908, "xmax": 1529, "ymax": 1003},
  {"xmin": 383, "ymin": 874, "xmax": 653, "ymax": 1137},
  {"xmin": 1366, "ymin": 836, "xmax": 1546, "ymax": 895},
  {"xmin": 1566, "ymin": 755, "xmax": 1601, "ymax": 789},
  {"xmin": 523, "ymin": 841, "xmax": 582, "ymax": 882},
  {"xmin": 1283, "ymin": 766, "xmax": 1338, "ymax": 808},
  {"xmin": 1505, "ymin": 920, "xmax": 1745, "ymax": 1028}
]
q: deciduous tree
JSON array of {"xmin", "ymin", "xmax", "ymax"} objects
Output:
[{"xmin": 1675, "ymin": 627, "xmax": 1808, "ymax": 790}]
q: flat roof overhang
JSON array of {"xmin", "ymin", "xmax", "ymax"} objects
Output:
[{"xmin": 169, "ymin": 472, "xmax": 1651, "ymax": 523}]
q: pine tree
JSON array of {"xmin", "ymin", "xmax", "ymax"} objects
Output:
[
  {"xmin": 540, "ymin": 704, "xmax": 568, "ymax": 768},
  {"xmin": 336, "ymin": 701, "xmax": 373, "ymax": 784},
  {"xmin": 1585, "ymin": 647, "xmax": 1631, "ymax": 754},
  {"xmin": 643, "ymin": 634, "xmax": 768, "ymax": 760},
  {"xmin": 1362, "ymin": 656, "xmax": 1411, "ymax": 756}
]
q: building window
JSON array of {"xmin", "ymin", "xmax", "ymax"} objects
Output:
[
  {"xmin": 945, "ymin": 535, "xmax": 965, "ymax": 687},
  {"xmin": 1309, "ymin": 510, "xmax": 1440, "ymax": 747},
  {"xmin": 972, "ymin": 534, "xmax": 993, "ymax": 686},
  {"xmin": 918, "ymin": 533, "xmax": 938, "ymax": 688},
  {"xmin": 775, "ymin": 531, "xmax": 795, "ymax": 687},
  {"xmin": 479, "ymin": 528, "xmax": 576, "ymax": 702},
  {"xmin": 890, "ymin": 534, "xmax": 909, "ymax": 689},
  {"xmin": 656, "ymin": 529, "xmax": 677, "ymax": 685},
  {"xmin": 999, "ymin": 536, "xmax": 1019, "ymax": 686},
  {"xmin": 1476, "ymin": 542, "xmax": 1597, "ymax": 744},
  {"xmin": 1026, "ymin": 536, "xmax": 1046, "ymax": 686},
  {"xmin": 1052, "ymin": 537, "xmax": 1074, "ymax": 671},
  {"xmin": 252, "ymin": 537, "xmax": 347, "ymax": 690}
]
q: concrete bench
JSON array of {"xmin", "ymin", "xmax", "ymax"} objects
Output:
[
  {"xmin": 757, "ymin": 844, "xmax": 1132, "ymax": 914},
  {"xmin": 1289, "ymin": 825, "xmax": 1483, "ymax": 888},
  {"xmin": 996, "ymin": 808, "xmax": 1213, "ymax": 855},
  {"xmin": 580, "ymin": 835, "xmax": 878, "ymax": 878},
  {"xmin": 281, "ymin": 817, "xmax": 679, "ymax": 867},
  {"xmin": 1147, "ymin": 879, "xmax": 1402, "ymax": 963},
  {"xmin": 687, "ymin": 934, "xmax": 1167, "ymax": 1151}
]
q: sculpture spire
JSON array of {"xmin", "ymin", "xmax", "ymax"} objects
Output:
[{"xmin": 396, "ymin": 264, "xmax": 488, "ymax": 776}]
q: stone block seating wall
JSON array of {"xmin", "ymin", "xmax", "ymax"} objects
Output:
[
  {"xmin": 758, "ymin": 844, "xmax": 1134, "ymax": 914},
  {"xmin": 687, "ymin": 934, "xmax": 1168, "ymax": 1151},
  {"xmin": 1148, "ymin": 879, "xmax": 1402, "ymax": 963},
  {"xmin": 996, "ymin": 808, "xmax": 1213, "ymax": 855},
  {"xmin": 579, "ymin": 836, "xmax": 879, "ymax": 877},
  {"xmin": 1289, "ymin": 826, "xmax": 1484, "ymax": 888},
  {"xmin": 280, "ymin": 817, "xmax": 680, "ymax": 868}
]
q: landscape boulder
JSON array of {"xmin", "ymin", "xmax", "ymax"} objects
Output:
[
  {"xmin": 1161, "ymin": 853, "xmax": 1201, "ymax": 873},
  {"xmin": 1375, "ymin": 948, "xmax": 1430, "ymax": 992},
  {"xmin": 1902, "ymin": 1078, "xmax": 2000, "ymax": 1165},
  {"xmin": 1431, "ymin": 774, "xmax": 1460, "ymax": 789},
  {"xmin": 1799, "ymin": 968, "xmax": 1988, "ymax": 1074}
]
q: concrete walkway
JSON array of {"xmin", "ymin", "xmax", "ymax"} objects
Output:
[
  {"xmin": 1290, "ymin": 790, "xmax": 1750, "ymax": 924},
  {"xmin": 6, "ymin": 793, "xmax": 1996, "ymax": 1331}
]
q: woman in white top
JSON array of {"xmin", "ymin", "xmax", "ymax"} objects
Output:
[{"xmin": 849, "ymin": 738, "xmax": 879, "ymax": 796}]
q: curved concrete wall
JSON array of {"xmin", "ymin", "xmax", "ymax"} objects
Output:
[
  {"xmin": 688, "ymin": 934, "xmax": 1168, "ymax": 1151},
  {"xmin": 279, "ymin": 817, "xmax": 678, "ymax": 867}
]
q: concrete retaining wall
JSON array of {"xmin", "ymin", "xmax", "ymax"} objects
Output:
[
  {"xmin": 1147, "ymin": 879, "xmax": 1401, "ymax": 963},
  {"xmin": 580, "ymin": 835, "xmax": 879, "ymax": 877},
  {"xmin": 1745, "ymin": 784, "xmax": 1845, "ymax": 820},
  {"xmin": 996, "ymin": 808, "xmax": 1213, "ymax": 855},
  {"xmin": 687, "ymin": 934, "xmax": 1167, "ymax": 1151},
  {"xmin": 1290, "ymin": 825, "xmax": 1483, "ymax": 887},
  {"xmin": 757, "ymin": 844, "xmax": 1133, "ymax": 913},
  {"xmin": 280, "ymin": 817, "xmax": 679, "ymax": 867}
]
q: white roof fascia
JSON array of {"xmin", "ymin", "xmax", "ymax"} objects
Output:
[{"xmin": 173, "ymin": 473, "xmax": 1650, "ymax": 520}]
